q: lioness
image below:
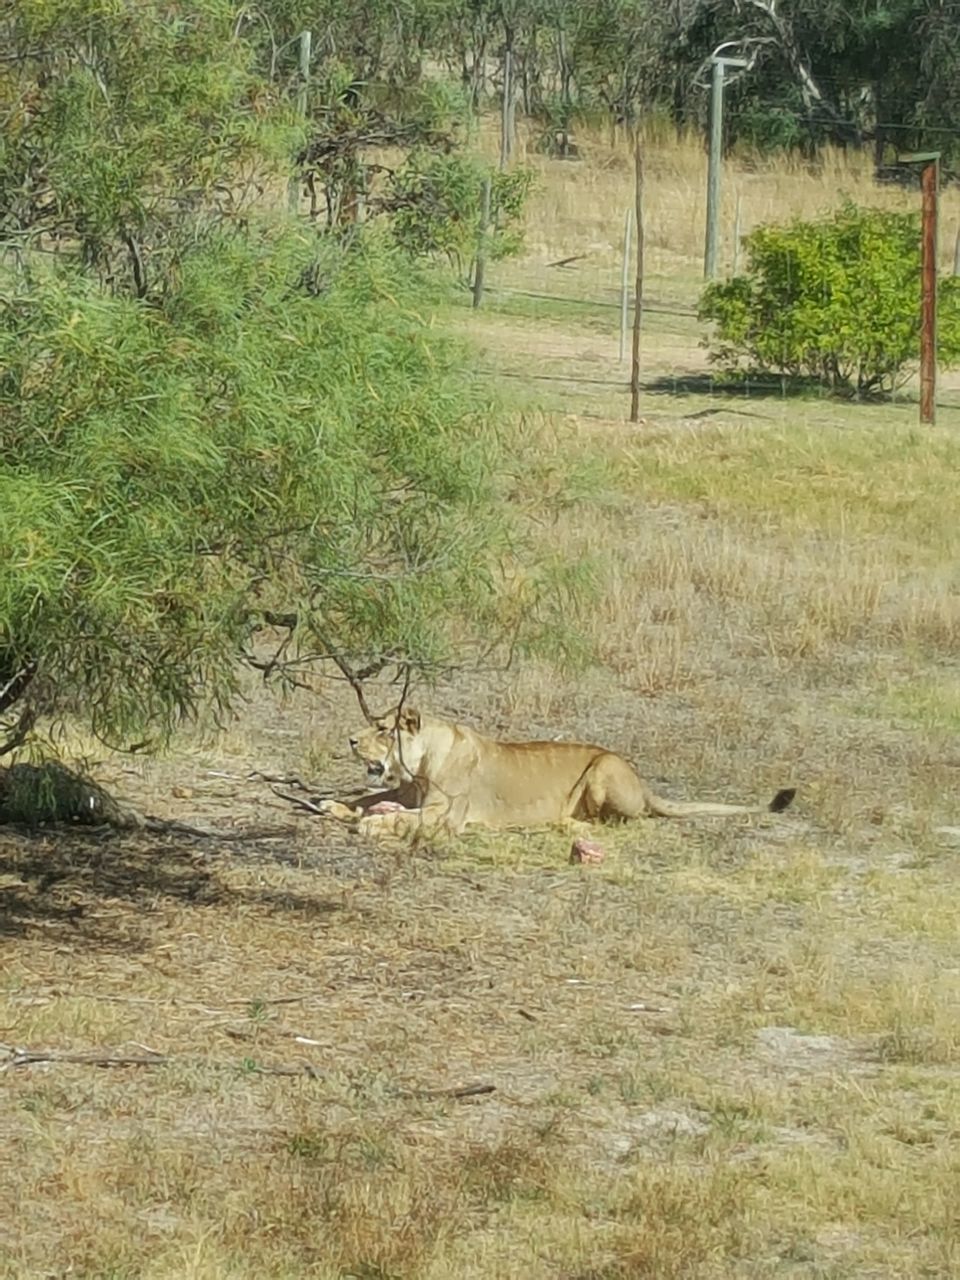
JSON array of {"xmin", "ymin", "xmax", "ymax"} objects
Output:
[{"xmin": 319, "ymin": 708, "xmax": 795, "ymax": 838}]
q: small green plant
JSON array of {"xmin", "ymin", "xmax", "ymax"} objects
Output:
[
  {"xmin": 287, "ymin": 1129, "xmax": 332, "ymax": 1162},
  {"xmin": 699, "ymin": 202, "xmax": 960, "ymax": 398},
  {"xmin": 246, "ymin": 1000, "xmax": 269, "ymax": 1025}
]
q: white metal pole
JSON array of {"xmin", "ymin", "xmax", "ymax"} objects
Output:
[{"xmin": 288, "ymin": 30, "xmax": 312, "ymax": 213}]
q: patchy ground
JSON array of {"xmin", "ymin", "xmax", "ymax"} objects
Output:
[{"xmin": 5, "ymin": 151, "xmax": 960, "ymax": 1275}]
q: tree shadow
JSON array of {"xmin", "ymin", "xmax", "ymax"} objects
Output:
[
  {"xmin": 643, "ymin": 371, "xmax": 841, "ymax": 401},
  {"xmin": 0, "ymin": 824, "xmax": 366, "ymax": 952}
]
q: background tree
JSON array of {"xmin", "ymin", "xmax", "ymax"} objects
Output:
[
  {"xmin": 206, "ymin": 0, "xmax": 960, "ymax": 163},
  {"xmin": 663, "ymin": 0, "xmax": 960, "ymax": 160},
  {"xmin": 1, "ymin": 3, "xmax": 285, "ymax": 296}
]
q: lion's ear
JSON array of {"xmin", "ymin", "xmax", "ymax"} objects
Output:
[{"xmin": 400, "ymin": 707, "xmax": 421, "ymax": 733}]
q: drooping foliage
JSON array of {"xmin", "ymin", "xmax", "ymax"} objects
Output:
[
  {"xmin": 0, "ymin": 2, "xmax": 552, "ymax": 759},
  {"xmin": 1, "ymin": 227, "xmax": 529, "ymax": 751}
]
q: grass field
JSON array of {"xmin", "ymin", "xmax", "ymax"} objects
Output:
[{"xmin": 4, "ymin": 128, "xmax": 960, "ymax": 1278}]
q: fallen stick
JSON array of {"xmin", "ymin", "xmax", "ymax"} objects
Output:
[
  {"xmin": 270, "ymin": 788, "xmax": 329, "ymax": 817},
  {"xmin": 9, "ymin": 989, "xmax": 329, "ymax": 1011},
  {"xmin": 546, "ymin": 254, "xmax": 587, "ymax": 268},
  {"xmin": 4, "ymin": 1049, "xmax": 170, "ymax": 1070},
  {"xmin": 142, "ymin": 817, "xmax": 297, "ymax": 841},
  {"xmin": 247, "ymin": 771, "xmax": 315, "ymax": 791},
  {"xmin": 400, "ymin": 1082, "xmax": 495, "ymax": 1101},
  {"xmin": 1, "ymin": 1045, "xmax": 495, "ymax": 1100}
]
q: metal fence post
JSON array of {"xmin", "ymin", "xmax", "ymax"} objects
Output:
[
  {"xmin": 287, "ymin": 30, "xmax": 312, "ymax": 213},
  {"xmin": 473, "ymin": 177, "xmax": 493, "ymax": 309},
  {"xmin": 500, "ymin": 49, "xmax": 513, "ymax": 170},
  {"xmin": 630, "ymin": 139, "xmax": 644, "ymax": 423},
  {"xmin": 704, "ymin": 55, "xmax": 748, "ymax": 280}
]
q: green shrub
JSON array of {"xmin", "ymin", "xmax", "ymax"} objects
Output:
[
  {"xmin": 387, "ymin": 151, "xmax": 533, "ymax": 282},
  {"xmin": 699, "ymin": 202, "xmax": 960, "ymax": 397}
]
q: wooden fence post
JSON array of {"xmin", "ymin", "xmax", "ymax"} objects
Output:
[
  {"xmin": 919, "ymin": 156, "xmax": 938, "ymax": 425},
  {"xmin": 619, "ymin": 207, "xmax": 633, "ymax": 364},
  {"xmin": 630, "ymin": 139, "xmax": 644, "ymax": 423}
]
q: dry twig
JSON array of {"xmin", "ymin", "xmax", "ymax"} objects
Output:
[
  {"xmin": 270, "ymin": 787, "xmax": 330, "ymax": 817},
  {"xmin": 142, "ymin": 816, "xmax": 297, "ymax": 841},
  {"xmin": 1, "ymin": 1044, "xmax": 495, "ymax": 1101}
]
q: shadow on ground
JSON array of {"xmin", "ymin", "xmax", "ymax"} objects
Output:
[
  {"xmin": 0, "ymin": 824, "xmax": 368, "ymax": 952},
  {"xmin": 643, "ymin": 371, "xmax": 842, "ymax": 401}
]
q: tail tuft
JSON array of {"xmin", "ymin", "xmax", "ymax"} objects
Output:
[{"xmin": 769, "ymin": 787, "xmax": 796, "ymax": 813}]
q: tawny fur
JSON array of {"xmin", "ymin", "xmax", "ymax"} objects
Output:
[{"xmin": 319, "ymin": 708, "xmax": 795, "ymax": 839}]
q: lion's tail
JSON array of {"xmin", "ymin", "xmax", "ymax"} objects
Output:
[{"xmin": 645, "ymin": 787, "xmax": 796, "ymax": 819}]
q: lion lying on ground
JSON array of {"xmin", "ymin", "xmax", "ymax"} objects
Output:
[{"xmin": 319, "ymin": 708, "xmax": 796, "ymax": 838}]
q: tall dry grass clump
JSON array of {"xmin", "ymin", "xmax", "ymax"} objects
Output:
[{"xmin": 472, "ymin": 116, "xmax": 960, "ymax": 306}]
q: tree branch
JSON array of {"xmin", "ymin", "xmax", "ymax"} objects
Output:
[
  {"xmin": 0, "ymin": 662, "xmax": 36, "ymax": 716},
  {"xmin": 0, "ymin": 707, "xmax": 36, "ymax": 759},
  {"xmin": 736, "ymin": 0, "xmax": 859, "ymax": 140},
  {"xmin": 121, "ymin": 230, "xmax": 147, "ymax": 298}
]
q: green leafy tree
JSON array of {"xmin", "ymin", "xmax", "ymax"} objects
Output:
[
  {"xmin": 0, "ymin": 2, "xmax": 565, "ymax": 775},
  {"xmin": 699, "ymin": 203, "xmax": 960, "ymax": 397},
  {"xmin": 387, "ymin": 152, "xmax": 533, "ymax": 280},
  {"xmin": 1, "ymin": 0, "xmax": 295, "ymax": 298},
  {"xmin": 663, "ymin": 1, "xmax": 960, "ymax": 160},
  {"xmin": 571, "ymin": 0, "xmax": 672, "ymax": 127},
  {"xmin": 0, "ymin": 228, "xmax": 531, "ymax": 758}
]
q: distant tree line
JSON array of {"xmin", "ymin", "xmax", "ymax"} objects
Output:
[{"xmin": 243, "ymin": 1, "xmax": 960, "ymax": 162}]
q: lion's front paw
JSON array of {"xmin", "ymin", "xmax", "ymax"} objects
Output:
[{"xmin": 316, "ymin": 799, "xmax": 359, "ymax": 822}]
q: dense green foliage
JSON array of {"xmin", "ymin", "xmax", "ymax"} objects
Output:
[
  {"xmin": 0, "ymin": 2, "xmax": 552, "ymax": 760},
  {"xmin": 0, "ymin": 230, "xmax": 524, "ymax": 750},
  {"xmin": 667, "ymin": 0, "xmax": 960, "ymax": 159},
  {"xmin": 699, "ymin": 204, "xmax": 960, "ymax": 397},
  {"xmin": 389, "ymin": 154, "xmax": 533, "ymax": 280}
]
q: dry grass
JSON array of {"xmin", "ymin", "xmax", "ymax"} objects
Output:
[
  {"xmin": 5, "ymin": 130, "xmax": 960, "ymax": 1279},
  {"xmin": 478, "ymin": 118, "xmax": 960, "ymax": 313}
]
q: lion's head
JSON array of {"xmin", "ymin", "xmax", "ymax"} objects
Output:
[{"xmin": 350, "ymin": 707, "xmax": 424, "ymax": 786}]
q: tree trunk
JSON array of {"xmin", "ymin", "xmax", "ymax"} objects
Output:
[
  {"xmin": 743, "ymin": 0, "xmax": 859, "ymax": 144},
  {"xmin": 556, "ymin": 20, "xmax": 572, "ymax": 155}
]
